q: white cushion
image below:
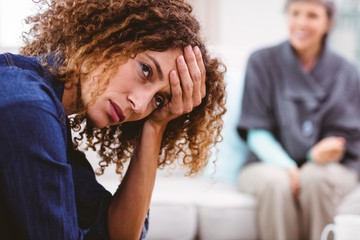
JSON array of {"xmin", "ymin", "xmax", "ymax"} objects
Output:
[
  {"xmin": 195, "ymin": 182, "xmax": 258, "ymax": 240},
  {"xmin": 149, "ymin": 176, "xmax": 258, "ymax": 240},
  {"xmin": 92, "ymin": 159, "xmax": 258, "ymax": 240},
  {"xmin": 146, "ymin": 176, "xmax": 201, "ymax": 240},
  {"xmin": 147, "ymin": 203, "xmax": 197, "ymax": 240}
]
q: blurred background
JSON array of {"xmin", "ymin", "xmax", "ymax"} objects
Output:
[
  {"xmin": 2, "ymin": 0, "xmax": 360, "ymax": 69},
  {"xmin": 1, "ymin": 0, "xmax": 360, "ymax": 180}
]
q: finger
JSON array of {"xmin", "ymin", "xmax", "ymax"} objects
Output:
[
  {"xmin": 169, "ymin": 69, "xmax": 183, "ymax": 115},
  {"xmin": 184, "ymin": 45, "xmax": 202, "ymax": 106},
  {"xmin": 294, "ymin": 185, "xmax": 300, "ymax": 199},
  {"xmin": 176, "ymin": 54, "xmax": 193, "ymax": 113},
  {"xmin": 293, "ymin": 177, "xmax": 300, "ymax": 198},
  {"xmin": 336, "ymin": 136, "xmax": 346, "ymax": 145},
  {"xmin": 193, "ymin": 46, "xmax": 206, "ymax": 99},
  {"xmin": 290, "ymin": 179, "xmax": 298, "ymax": 198},
  {"xmin": 330, "ymin": 138, "xmax": 346, "ymax": 150}
]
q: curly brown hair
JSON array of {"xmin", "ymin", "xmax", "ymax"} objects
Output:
[{"xmin": 20, "ymin": 0, "xmax": 227, "ymax": 177}]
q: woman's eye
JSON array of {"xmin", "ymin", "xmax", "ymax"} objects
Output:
[
  {"xmin": 289, "ymin": 10, "xmax": 299, "ymax": 18},
  {"xmin": 140, "ymin": 63, "xmax": 151, "ymax": 78},
  {"xmin": 154, "ymin": 94, "xmax": 165, "ymax": 108},
  {"xmin": 308, "ymin": 12, "xmax": 318, "ymax": 19}
]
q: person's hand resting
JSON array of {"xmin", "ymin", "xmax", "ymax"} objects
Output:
[
  {"xmin": 309, "ymin": 136, "xmax": 346, "ymax": 164},
  {"xmin": 287, "ymin": 167, "xmax": 300, "ymax": 198},
  {"xmin": 147, "ymin": 45, "xmax": 206, "ymax": 129}
]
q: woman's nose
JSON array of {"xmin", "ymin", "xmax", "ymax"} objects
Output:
[
  {"xmin": 295, "ymin": 14, "xmax": 308, "ymax": 27},
  {"xmin": 128, "ymin": 91, "xmax": 153, "ymax": 114}
]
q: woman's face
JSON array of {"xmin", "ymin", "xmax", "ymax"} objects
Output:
[
  {"xmin": 82, "ymin": 48, "xmax": 182, "ymax": 128},
  {"xmin": 287, "ymin": 1, "xmax": 331, "ymax": 53}
]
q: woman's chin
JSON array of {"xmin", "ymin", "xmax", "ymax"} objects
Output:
[{"xmin": 87, "ymin": 117, "xmax": 107, "ymax": 129}]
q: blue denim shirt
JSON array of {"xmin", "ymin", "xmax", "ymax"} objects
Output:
[{"xmin": 0, "ymin": 53, "xmax": 148, "ymax": 239}]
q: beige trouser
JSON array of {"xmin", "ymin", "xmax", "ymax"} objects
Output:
[
  {"xmin": 238, "ymin": 162, "xmax": 358, "ymax": 240},
  {"xmin": 337, "ymin": 187, "xmax": 360, "ymax": 215}
]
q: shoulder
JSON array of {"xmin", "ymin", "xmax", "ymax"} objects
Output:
[
  {"xmin": 322, "ymin": 50, "xmax": 360, "ymax": 96},
  {"xmin": 333, "ymin": 54, "xmax": 360, "ymax": 87},
  {"xmin": 0, "ymin": 56, "xmax": 64, "ymax": 121},
  {"xmin": 246, "ymin": 42, "xmax": 286, "ymax": 70},
  {"xmin": 323, "ymin": 48, "xmax": 358, "ymax": 74},
  {"xmin": 0, "ymin": 53, "xmax": 43, "ymax": 73},
  {"xmin": 0, "ymin": 66, "xmax": 49, "ymax": 103},
  {"xmin": 249, "ymin": 42, "xmax": 284, "ymax": 61},
  {"xmin": 0, "ymin": 53, "xmax": 58, "ymax": 99},
  {"xmin": 245, "ymin": 42, "xmax": 287, "ymax": 76}
]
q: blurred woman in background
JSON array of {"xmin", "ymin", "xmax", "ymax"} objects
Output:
[{"xmin": 237, "ymin": 0, "xmax": 360, "ymax": 239}]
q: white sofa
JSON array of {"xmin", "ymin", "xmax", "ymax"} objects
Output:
[
  {"xmin": 95, "ymin": 168, "xmax": 258, "ymax": 240},
  {"xmin": 146, "ymin": 174, "xmax": 258, "ymax": 240}
]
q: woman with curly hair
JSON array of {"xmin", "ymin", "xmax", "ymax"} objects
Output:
[{"xmin": 0, "ymin": 0, "xmax": 226, "ymax": 239}]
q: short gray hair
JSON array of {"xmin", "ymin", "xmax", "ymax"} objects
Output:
[{"xmin": 285, "ymin": 0, "xmax": 336, "ymax": 20}]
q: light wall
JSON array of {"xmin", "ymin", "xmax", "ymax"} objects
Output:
[
  {"xmin": 189, "ymin": 0, "xmax": 287, "ymax": 72},
  {"xmin": 0, "ymin": 0, "xmax": 36, "ymax": 53}
]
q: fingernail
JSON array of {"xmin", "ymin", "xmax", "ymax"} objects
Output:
[
  {"xmin": 170, "ymin": 70, "xmax": 177, "ymax": 78},
  {"xmin": 185, "ymin": 45, "xmax": 192, "ymax": 53},
  {"xmin": 178, "ymin": 55, "xmax": 185, "ymax": 63},
  {"xmin": 194, "ymin": 46, "xmax": 200, "ymax": 54}
]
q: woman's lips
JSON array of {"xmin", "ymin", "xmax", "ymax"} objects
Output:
[{"xmin": 109, "ymin": 100, "xmax": 125, "ymax": 123}]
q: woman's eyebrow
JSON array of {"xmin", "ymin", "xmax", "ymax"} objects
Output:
[{"xmin": 144, "ymin": 53, "xmax": 164, "ymax": 80}]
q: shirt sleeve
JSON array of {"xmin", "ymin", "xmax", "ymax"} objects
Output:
[
  {"xmin": 237, "ymin": 51, "xmax": 276, "ymax": 140},
  {"xmin": 0, "ymin": 100, "xmax": 84, "ymax": 239},
  {"xmin": 248, "ymin": 129, "xmax": 297, "ymax": 169},
  {"xmin": 68, "ymin": 149, "xmax": 112, "ymax": 240}
]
